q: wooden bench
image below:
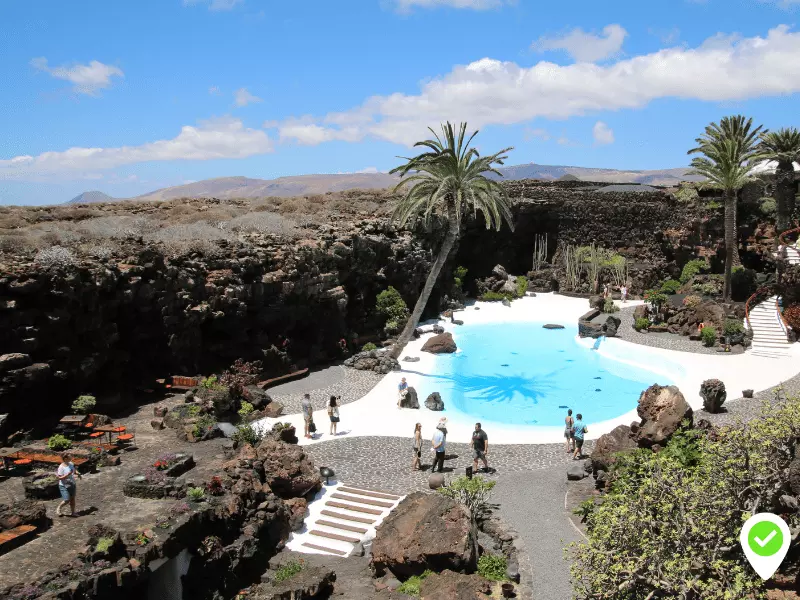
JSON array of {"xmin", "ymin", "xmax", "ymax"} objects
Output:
[
  {"xmin": 15, "ymin": 452, "xmax": 89, "ymax": 467},
  {"xmin": 0, "ymin": 525, "xmax": 37, "ymax": 554},
  {"xmin": 257, "ymin": 368, "xmax": 309, "ymax": 389}
]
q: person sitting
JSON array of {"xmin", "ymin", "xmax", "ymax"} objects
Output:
[{"xmin": 397, "ymin": 377, "xmax": 409, "ymax": 409}]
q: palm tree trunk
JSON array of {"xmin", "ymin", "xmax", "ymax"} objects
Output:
[
  {"xmin": 723, "ymin": 189, "xmax": 735, "ymax": 301},
  {"xmin": 731, "ymin": 192, "xmax": 741, "ymax": 267},
  {"xmin": 389, "ymin": 201, "xmax": 459, "ymax": 360},
  {"xmin": 776, "ymin": 160, "xmax": 793, "ymax": 235}
]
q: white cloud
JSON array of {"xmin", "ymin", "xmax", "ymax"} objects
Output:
[
  {"xmin": 234, "ymin": 87, "xmax": 262, "ymax": 107},
  {"xmin": 276, "ymin": 25, "xmax": 800, "ymax": 148},
  {"xmin": 183, "ymin": 0, "xmax": 243, "ymax": 11},
  {"xmin": 394, "ymin": 0, "xmax": 511, "ymax": 11},
  {"xmin": 0, "ymin": 118, "xmax": 272, "ymax": 180},
  {"xmin": 759, "ymin": 0, "xmax": 800, "ymax": 9},
  {"xmin": 209, "ymin": 86, "xmax": 221, "ymax": 95},
  {"xmin": 532, "ymin": 24, "xmax": 627, "ymax": 63},
  {"xmin": 592, "ymin": 121, "xmax": 615, "ymax": 146},
  {"xmin": 356, "ymin": 167, "xmax": 379, "ymax": 173},
  {"xmin": 30, "ymin": 58, "xmax": 123, "ymax": 95},
  {"xmin": 523, "ymin": 127, "xmax": 551, "ymax": 141}
]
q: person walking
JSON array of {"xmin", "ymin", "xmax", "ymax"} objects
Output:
[
  {"xmin": 301, "ymin": 394, "xmax": 313, "ymax": 439},
  {"xmin": 471, "ymin": 422, "xmax": 489, "ymax": 473},
  {"xmin": 412, "ymin": 423, "xmax": 422, "ymax": 471},
  {"xmin": 327, "ymin": 395, "xmax": 340, "ymax": 436},
  {"xmin": 572, "ymin": 413, "xmax": 588, "ymax": 460},
  {"xmin": 564, "ymin": 409, "xmax": 575, "ymax": 454},
  {"xmin": 431, "ymin": 418, "xmax": 447, "ymax": 473},
  {"xmin": 397, "ymin": 377, "xmax": 409, "ymax": 409},
  {"xmin": 56, "ymin": 453, "xmax": 82, "ymax": 517},
  {"xmin": 621, "ymin": 285, "xmax": 628, "ymax": 304}
]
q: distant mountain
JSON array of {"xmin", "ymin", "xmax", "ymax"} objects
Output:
[
  {"xmin": 68, "ymin": 190, "xmax": 116, "ymax": 204},
  {"xmin": 65, "ymin": 163, "xmax": 704, "ymax": 204}
]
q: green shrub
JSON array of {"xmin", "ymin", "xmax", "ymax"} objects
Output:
[
  {"xmin": 731, "ymin": 266, "xmax": 757, "ymax": 301},
  {"xmin": 679, "ymin": 259, "xmax": 709, "ymax": 284},
  {"xmin": 232, "ymin": 423, "xmax": 263, "ymax": 447},
  {"xmin": 71, "ymin": 395, "xmax": 96, "ymax": 415},
  {"xmin": 237, "ymin": 401, "xmax": 254, "ymax": 419},
  {"xmin": 396, "ymin": 570, "xmax": 433, "ymax": 596},
  {"xmin": 643, "ymin": 289, "xmax": 667, "ymax": 310},
  {"xmin": 723, "ymin": 319, "xmax": 744, "ymax": 336},
  {"xmin": 674, "ymin": 185, "xmax": 699, "ymax": 203},
  {"xmin": 361, "ymin": 342, "xmax": 377, "ymax": 352},
  {"xmin": 515, "ymin": 275, "xmax": 528, "ymax": 298},
  {"xmin": 376, "ymin": 286, "xmax": 409, "ymax": 324},
  {"xmin": 187, "ymin": 487, "xmax": 205, "ymax": 502},
  {"xmin": 477, "ymin": 553, "xmax": 508, "ymax": 581},
  {"xmin": 453, "ymin": 266, "xmax": 468, "ymax": 293},
  {"xmin": 200, "ymin": 375, "xmax": 223, "ymax": 390},
  {"xmin": 192, "ymin": 415, "xmax": 217, "ymax": 439},
  {"xmin": 760, "ymin": 196, "xmax": 777, "ymax": 217},
  {"xmin": 186, "ymin": 404, "xmax": 201, "ymax": 418},
  {"xmin": 700, "ymin": 282, "xmax": 718, "ymax": 296},
  {"xmin": 479, "ymin": 291, "xmax": 514, "ymax": 302},
  {"xmin": 659, "ymin": 279, "xmax": 681, "ymax": 295},
  {"xmin": 634, "ymin": 317, "xmax": 650, "ymax": 331},
  {"xmin": 47, "ymin": 434, "xmax": 72, "ymax": 451},
  {"xmin": 273, "ymin": 560, "xmax": 304, "ymax": 584},
  {"xmin": 95, "ymin": 537, "xmax": 114, "ymax": 554},
  {"xmin": 603, "ymin": 298, "xmax": 619, "ymax": 313},
  {"xmin": 700, "ymin": 326, "xmax": 717, "ymax": 347}
]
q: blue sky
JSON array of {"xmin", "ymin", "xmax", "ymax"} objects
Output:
[{"xmin": 1, "ymin": 0, "xmax": 800, "ymax": 205}]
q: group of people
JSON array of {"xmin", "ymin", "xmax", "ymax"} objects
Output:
[
  {"xmin": 300, "ymin": 393, "xmax": 342, "ymax": 439},
  {"xmin": 411, "ymin": 418, "xmax": 490, "ymax": 475},
  {"xmin": 603, "ymin": 282, "xmax": 629, "ymax": 304},
  {"xmin": 563, "ymin": 409, "xmax": 588, "ymax": 459}
]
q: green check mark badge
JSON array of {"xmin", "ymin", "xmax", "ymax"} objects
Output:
[
  {"xmin": 741, "ymin": 513, "xmax": 791, "ymax": 580},
  {"xmin": 748, "ymin": 521, "xmax": 783, "ymax": 557}
]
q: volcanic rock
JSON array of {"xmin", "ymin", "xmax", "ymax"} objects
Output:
[
  {"xmin": 344, "ymin": 350, "xmax": 400, "ymax": 374},
  {"xmin": 424, "ymin": 392, "xmax": 444, "ymax": 411},
  {"xmin": 421, "ymin": 332, "xmax": 457, "ymax": 354},
  {"xmin": 255, "ymin": 438, "xmax": 321, "ymax": 499},
  {"xmin": 591, "ymin": 425, "xmax": 637, "ymax": 472},
  {"xmin": 371, "ymin": 491, "xmax": 472, "ymax": 578},
  {"xmin": 699, "ymin": 378, "xmax": 727, "ymax": 413},
  {"xmin": 257, "ymin": 565, "xmax": 335, "ymax": 600},
  {"xmin": 419, "ymin": 570, "xmax": 492, "ymax": 600},
  {"xmin": 543, "ymin": 324, "xmax": 565, "ymax": 329},
  {"xmin": 634, "ymin": 384, "xmax": 693, "ymax": 448},
  {"xmin": 400, "ymin": 386, "xmax": 419, "ymax": 409}
]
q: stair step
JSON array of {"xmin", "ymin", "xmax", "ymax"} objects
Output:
[
  {"xmin": 309, "ymin": 529, "xmax": 361, "ymax": 544},
  {"xmin": 316, "ymin": 520, "xmax": 369, "ymax": 535},
  {"xmin": 338, "ymin": 486, "xmax": 401, "ymax": 501},
  {"xmin": 330, "ymin": 493, "xmax": 394, "ymax": 508},
  {"xmin": 301, "ymin": 542, "xmax": 348, "ymax": 556},
  {"xmin": 320, "ymin": 509, "xmax": 377, "ymax": 524},
  {"xmin": 325, "ymin": 501, "xmax": 383, "ymax": 515}
]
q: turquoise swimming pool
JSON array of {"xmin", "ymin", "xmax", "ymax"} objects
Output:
[{"xmin": 412, "ymin": 321, "xmax": 673, "ymax": 427}]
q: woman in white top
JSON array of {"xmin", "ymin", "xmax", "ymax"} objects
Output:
[
  {"xmin": 327, "ymin": 395, "xmax": 340, "ymax": 435},
  {"xmin": 56, "ymin": 453, "xmax": 82, "ymax": 517}
]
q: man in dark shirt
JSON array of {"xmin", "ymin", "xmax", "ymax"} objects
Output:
[{"xmin": 472, "ymin": 422, "xmax": 489, "ymax": 473}]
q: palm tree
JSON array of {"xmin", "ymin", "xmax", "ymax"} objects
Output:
[
  {"xmin": 387, "ymin": 122, "xmax": 515, "ymax": 359},
  {"xmin": 688, "ymin": 116, "xmax": 764, "ymax": 301},
  {"xmin": 759, "ymin": 127, "xmax": 800, "ymax": 233}
]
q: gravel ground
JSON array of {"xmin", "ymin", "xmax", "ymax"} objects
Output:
[
  {"xmin": 267, "ymin": 365, "xmax": 383, "ymax": 414},
  {"xmin": 610, "ymin": 306, "xmax": 733, "ymax": 355},
  {"xmin": 699, "ymin": 370, "xmax": 800, "ymax": 427}
]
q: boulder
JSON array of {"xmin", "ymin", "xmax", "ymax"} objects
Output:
[
  {"xmin": 421, "ymin": 332, "xmax": 457, "ymax": 354},
  {"xmin": 403, "ymin": 356, "xmax": 420, "ymax": 363},
  {"xmin": 743, "ymin": 389, "xmax": 754, "ymax": 399},
  {"xmin": 344, "ymin": 350, "xmax": 401, "ymax": 374},
  {"xmin": 0, "ymin": 353, "xmax": 32, "ymax": 373},
  {"xmin": 257, "ymin": 565, "xmax": 335, "ymax": 600},
  {"xmin": 567, "ymin": 464, "xmax": 587, "ymax": 481},
  {"xmin": 501, "ymin": 298, "xmax": 511, "ymax": 307},
  {"xmin": 543, "ymin": 324, "xmax": 565, "ymax": 329},
  {"xmin": 255, "ymin": 438, "xmax": 322, "ymax": 499},
  {"xmin": 23, "ymin": 472, "xmax": 61, "ymax": 500},
  {"xmin": 428, "ymin": 473, "xmax": 445, "ymax": 490},
  {"xmin": 371, "ymin": 491, "xmax": 473, "ymax": 578},
  {"xmin": 0, "ymin": 499, "xmax": 48, "ymax": 530},
  {"xmin": 400, "ymin": 387, "xmax": 420, "ymax": 409},
  {"xmin": 591, "ymin": 425, "xmax": 637, "ymax": 472},
  {"xmin": 491, "ymin": 264, "xmax": 508, "ymax": 280},
  {"xmin": 419, "ymin": 570, "xmax": 492, "ymax": 600},
  {"xmin": 667, "ymin": 300, "xmax": 725, "ymax": 336},
  {"xmin": 242, "ymin": 385, "xmax": 272, "ymax": 409},
  {"xmin": 150, "ymin": 418, "xmax": 165, "ymax": 430},
  {"xmin": 633, "ymin": 305, "xmax": 648, "ymax": 322},
  {"xmin": 589, "ymin": 296, "xmax": 605, "ymax": 311},
  {"xmin": 153, "ymin": 405, "xmax": 168, "ymax": 418},
  {"xmin": 699, "ymin": 379, "xmax": 727, "ymax": 413},
  {"xmin": 283, "ymin": 498, "xmax": 308, "ymax": 532},
  {"xmin": 603, "ymin": 315, "xmax": 621, "ymax": 337},
  {"xmin": 425, "ymin": 392, "xmax": 445, "ymax": 411},
  {"xmin": 262, "ymin": 402, "xmax": 284, "ymax": 418},
  {"xmin": 634, "ymin": 384, "xmax": 693, "ymax": 448}
]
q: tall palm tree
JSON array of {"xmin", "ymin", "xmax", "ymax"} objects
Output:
[
  {"xmin": 387, "ymin": 122, "xmax": 515, "ymax": 359},
  {"xmin": 688, "ymin": 116, "xmax": 764, "ymax": 301},
  {"xmin": 759, "ymin": 127, "xmax": 800, "ymax": 233}
]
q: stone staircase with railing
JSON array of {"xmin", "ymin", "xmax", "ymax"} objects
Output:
[{"xmin": 746, "ymin": 295, "xmax": 792, "ymax": 358}]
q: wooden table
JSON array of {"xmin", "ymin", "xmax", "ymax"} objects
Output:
[
  {"xmin": 59, "ymin": 415, "xmax": 89, "ymax": 426},
  {"xmin": 92, "ymin": 425, "xmax": 126, "ymax": 443}
]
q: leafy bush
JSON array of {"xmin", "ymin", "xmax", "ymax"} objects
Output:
[
  {"xmin": 659, "ymin": 279, "xmax": 681, "ymax": 295},
  {"xmin": 570, "ymin": 397, "xmax": 800, "ymax": 600},
  {"xmin": 760, "ymin": 196, "xmax": 777, "ymax": 217},
  {"xmin": 35, "ymin": 246, "xmax": 76, "ymax": 268},
  {"xmin": 453, "ymin": 265, "xmax": 468, "ymax": 293},
  {"xmin": 731, "ymin": 266, "xmax": 757, "ymax": 301},
  {"xmin": 437, "ymin": 476, "xmax": 496, "ymax": 519},
  {"xmin": 192, "ymin": 414, "xmax": 217, "ymax": 439},
  {"xmin": 679, "ymin": 259, "xmax": 709, "ymax": 284},
  {"xmin": 187, "ymin": 487, "xmax": 205, "ymax": 502},
  {"xmin": 723, "ymin": 319, "xmax": 744, "ymax": 336},
  {"xmin": 71, "ymin": 394, "xmax": 96, "ymax": 415},
  {"xmin": 700, "ymin": 326, "xmax": 717, "ymax": 347},
  {"xmin": 273, "ymin": 560, "xmax": 304, "ymax": 584},
  {"xmin": 603, "ymin": 298, "xmax": 618, "ymax": 313},
  {"xmin": 376, "ymin": 286, "xmax": 409, "ymax": 325},
  {"xmin": 361, "ymin": 342, "xmax": 378, "ymax": 352},
  {"xmin": 238, "ymin": 401, "xmax": 254, "ymax": 419},
  {"xmin": 643, "ymin": 289, "xmax": 667, "ymax": 310},
  {"xmin": 219, "ymin": 359, "xmax": 262, "ymax": 396},
  {"xmin": 232, "ymin": 423, "xmax": 263, "ymax": 447},
  {"xmin": 95, "ymin": 537, "xmax": 114, "ymax": 554},
  {"xmin": 477, "ymin": 553, "xmax": 508, "ymax": 581},
  {"xmin": 682, "ymin": 294, "xmax": 702, "ymax": 308},
  {"xmin": 396, "ymin": 570, "xmax": 433, "ymax": 596},
  {"xmin": 634, "ymin": 317, "xmax": 650, "ymax": 331},
  {"xmin": 185, "ymin": 404, "xmax": 201, "ymax": 418},
  {"xmin": 515, "ymin": 275, "xmax": 528, "ymax": 297},
  {"xmin": 200, "ymin": 375, "xmax": 222, "ymax": 390},
  {"xmin": 783, "ymin": 304, "xmax": 800, "ymax": 330},
  {"xmin": 674, "ymin": 185, "xmax": 699, "ymax": 203},
  {"xmin": 478, "ymin": 290, "xmax": 514, "ymax": 302},
  {"xmin": 47, "ymin": 434, "xmax": 72, "ymax": 451}
]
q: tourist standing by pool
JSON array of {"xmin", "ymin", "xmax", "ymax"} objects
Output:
[
  {"xmin": 397, "ymin": 377, "xmax": 409, "ymax": 408},
  {"xmin": 621, "ymin": 285, "xmax": 628, "ymax": 303},
  {"xmin": 431, "ymin": 417, "xmax": 447, "ymax": 473},
  {"xmin": 327, "ymin": 395, "xmax": 340, "ymax": 436},
  {"xmin": 301, "ymin": 393, "xmax": 313, "ymax": 439},
  {"xmin": 472, "ymin": 422, "xmax": 489, "ymax": 473},
  {"xmin": 572, "ymin": 414, "xmax": 588, "ymax": 460},
  {"xmin": 56, "ymin": 453, "xmax": 81, "ymax": 517},
  {"xmin": 412, "ymin": 423, "xmax": 422, "ymax": 471},
  {"xmin": 564, "ymin": 409, "xmax": 575, "ymax": 453}
]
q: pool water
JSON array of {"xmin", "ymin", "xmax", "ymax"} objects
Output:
[{"xmin": 414, "ymin": 322, "xmax": 672, "ymax": 427}]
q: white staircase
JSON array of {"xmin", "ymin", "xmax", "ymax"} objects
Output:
[
  {"xmin": 775, "ymin": 244, "xmax": 800, "ymax": 265},
  {"xmin": 286, "ymin": 482, "xmax": 404, "ymax": 557},
  {"xmin": 746, "ymin": 295, "xmax": 792, "ymax": 358}
]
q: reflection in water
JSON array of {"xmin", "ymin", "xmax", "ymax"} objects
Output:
[{"xmin": 426, "ymin": 369, "xmax": 562, "ymax": 405}]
